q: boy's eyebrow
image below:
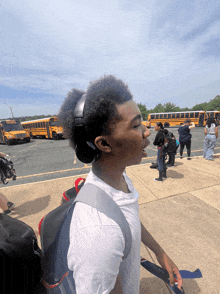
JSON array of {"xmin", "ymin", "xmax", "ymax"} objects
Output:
[{"xmin": 131, "ymin": 114, "xmax": 142, "ymax": 123}]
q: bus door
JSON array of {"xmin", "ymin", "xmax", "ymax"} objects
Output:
[
  {"xmin": 46, "ymin": 122, "xmax": 51, "ymax": 138},
  {"xmin": 0, "ymin": 127, "xmax": 3, "ymax": 143},
  {"xmin": 199, "ymin": 113, "xmax": 205, "ymax": 127}
]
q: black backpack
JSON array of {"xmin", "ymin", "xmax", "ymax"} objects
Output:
[
  {"xmin": 0, "ymin": 156, "xmax": 16, "ymax": 185},
  {"xmin": 0, "ymin": 213, "xmax": 45, "ymax": 294},
  {"xmin": 162, "ymin": 131, "xmax": 177, "ymax": 153}
]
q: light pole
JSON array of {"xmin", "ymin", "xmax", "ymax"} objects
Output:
[{"xmin": 4, "ymin": 103, "xmax": 14, "ymax": 118}]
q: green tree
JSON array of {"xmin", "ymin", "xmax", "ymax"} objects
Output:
[
  {"xmin": 208, "ymin": 96, "xmax": 220, "ymax": 110},
  {"xmin": 137, "ymin": 103, "xmax": 148, "ymax": 120},
  {"xmin": 152, "ymin": 103, "xmax": 164, "ymax": 113},
  {"xmin": 163, "ymin": 102, "xmax": 179, "ymax": 112}
]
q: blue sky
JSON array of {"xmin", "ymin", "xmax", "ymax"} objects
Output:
[{"xmin": 1, "ymin": 0, "xmax": 220, "ymax": 118}]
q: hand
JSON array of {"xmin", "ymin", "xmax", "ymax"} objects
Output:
[{"xmin": 156, "ymin": 251, "xmax": 183, "ymax": 290}]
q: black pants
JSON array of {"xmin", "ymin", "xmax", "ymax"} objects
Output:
[{"xmin": 180, "ymin": 140, "xmax": 191, "ymax": 157}]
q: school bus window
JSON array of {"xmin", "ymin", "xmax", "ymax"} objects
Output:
[
  {"xmin": 181, "ymin": 113, "xmax": 184, "ymax": 118},
  {"xmin": 164, "ymin": 114, "xmax": 167, "ymax": 119},
  {"xmin": 168, "ymin": 114, "xmax": 171, "ymax": 118},
  {"xmin": 176, "ymin": 113, "xmax": 180, "ymax": 118},
  {"xmin": 172, "ymin": 113, "xmax": 175, "ymax": 118},
  {"xmin": 159, "ymin": 114, "xmax": 163, "ymax": 119},
  {"xmin": 195, "ymin": 113, "xmax": 199, "ymax": 118},
  {"xmin": 190, "ymin": 113, "xmax": 194, "ymax": 118},
  {"xmin": 185, "ymin": 113, "xmax": 189, "ymax": 118},
  {"xmin": 156, "ymin": 114, "xmax": 159, "ymax": 119},
  {"xmin": 151, "ymin": 115, "xmax": 154, "ymax": 119}
]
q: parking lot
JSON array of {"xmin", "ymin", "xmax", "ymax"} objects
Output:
[{"xmin": 0, "ymin": 126, "xmax": 219, "ymax": 186}]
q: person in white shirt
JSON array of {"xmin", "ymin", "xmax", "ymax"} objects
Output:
[
  {"xmin": 203, "ymin": 117, "xmax": 218, "ymax": 161},
  {"xmin": 58, "ymin": 75, "xmax": 182, "ymax": 293}
]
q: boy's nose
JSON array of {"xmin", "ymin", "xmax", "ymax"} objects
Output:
[{"xmin": 144, "ymin": 128, "xmax": 151, "ymax": 138}]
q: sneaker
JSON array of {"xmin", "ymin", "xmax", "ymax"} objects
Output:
[
  {"xmin": 154, "ymin": 178, "xmax": 163, "ymax": 182},
  {"xmin": 7, "ymin": 202, "xmax": 15, "ymax": 209},
  {"xmin": 2, "ymin": 209, "xmax": 12, "ymax": 215},
  {"xmin": 208, "ymin": 158, "xmax": 214, "ymax": 161},
  {"xmin": 187, "ymin": 157, "xmax": 192, "ymax": 160},
  {"xmin": 180, "ymin": 156, "xmax": 183, "ymax": 159}
]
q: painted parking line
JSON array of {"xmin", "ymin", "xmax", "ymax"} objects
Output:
[
  {"xmin": 16, "ymin": 165, "xmax": 92, "ymax": 179},
  {"xmin": 15, "ymin": 147, "xmax": 220, "ymax": 180}
]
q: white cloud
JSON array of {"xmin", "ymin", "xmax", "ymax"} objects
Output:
[{"xmin": 1, "ymin": 0, "xmax": 220, "ymax": 116}]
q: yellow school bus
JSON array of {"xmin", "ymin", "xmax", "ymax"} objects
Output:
[
  {"xmin": 21, "ymin": 117, "xmax": 64, "ymax": 139},
  {"xmin": 205, "ymin": 111, "xmax": 220, "ymax": 125},
  {"xmin": 147, "ymin": 111, "xmax": 208, "ymax": 127},
  {"xmin": 141, "ymin": 121, "xmax": 151, "ymax": 128},
  {"xmin": 0, "ymin": 120, "xmax": 30, "ymax": 145}
]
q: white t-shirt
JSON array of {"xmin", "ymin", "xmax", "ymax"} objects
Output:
[
  {"xmin": 206, "ymin": 123, "xmax": 216, "ymax": 134},
  {"xmin": 67, "ymin": 169, "xmax": 141, "ymax": 294}
]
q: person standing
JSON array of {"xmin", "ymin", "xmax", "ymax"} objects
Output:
[
  {"xmin": 203, "ymin": 117, "xmax": 218, "ymax": 161},
  {"xmin": 58, "ymin": 75, "xmax": 182, "ymax": 293},
  {"xmin": 153, "ymin": 122, "xmax": 166, "ymax": 181},
  {"xmin": 177, "ymin": 119, "xmax": 195, "ymax": 160},
  {"xmin": 0, "ymin": 152, "xmax": 15, "ymax": 215}
]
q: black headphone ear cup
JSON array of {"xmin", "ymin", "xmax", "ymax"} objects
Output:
[{"xmin": 75, "ymin": 142, "xmax": 101, "ymax": 163}]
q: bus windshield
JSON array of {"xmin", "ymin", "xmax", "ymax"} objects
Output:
[
  {"xmin": 2, "ymin": 123, "xmax": 24, "ymax": 132},
  {"xmin": 50, "ymin": 121, "xmax": 61, "ymax": 126}
]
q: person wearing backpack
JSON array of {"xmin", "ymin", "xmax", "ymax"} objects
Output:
[
  {"xmin": 0, "ymin": 152, "xmax": 15, "ymax": 215},
  {"xmin": 56, "ymin": 75, "xmax": 182, "ymax": 293},
  {"xmin": 177, "ymin": 119, "xmax": 195, "ymax": 160},
  {"xmin": 153, "ymin": 122, "xmax": 167, "ymax": 181},
  {"xmin": 164, "ymin": 131, "xmax": 178, "ymax": 168}
]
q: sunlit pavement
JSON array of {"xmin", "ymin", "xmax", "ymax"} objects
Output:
[{"xmin": 1, "ymin": 154, "xmax": 220, "ymax": 293}]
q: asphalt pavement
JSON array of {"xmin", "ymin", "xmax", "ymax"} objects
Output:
[{"xmin": 1, "ymin": 126, "xmax": 220, "ymax": 186}]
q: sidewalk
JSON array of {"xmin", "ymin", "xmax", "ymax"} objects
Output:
[{"xmin": 1, "ymin": 154, "xmax": 220, "ymax": 293}]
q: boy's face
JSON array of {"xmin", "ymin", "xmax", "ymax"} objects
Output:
[{"xmin": 106, "ymin": 100, "xmax": 150, "ymax": 167}]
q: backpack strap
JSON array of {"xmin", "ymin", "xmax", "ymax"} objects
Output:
[
  {"xmin": 41, "ymin": 183, "xmax": 132, "ymax": 289},
  {"xmin": 74, "ymin": 183, "xmax": 132, "ymax": 259}
]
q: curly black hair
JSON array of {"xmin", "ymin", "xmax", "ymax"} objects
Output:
[
  {"xmin": 58, "ymin": 75, "xmax": 133, "ymax": 161},
  {"xmin": 156, "ymin": 122, "xmax": 164, "ymax": 129}
]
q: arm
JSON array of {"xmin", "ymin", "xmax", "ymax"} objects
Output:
[
  {"xmin": 189, "ymin": 122, "xmax": 195, "ymax": 129},
  {"xmin": 0, "ymin": 152, "xmax": 7, "ymax": 157},
  {"xmin": 141, "ymin": 222, "xmax": 182, "ymax": 289},
  {"xmin": 215, "ymin": 127, "xmax": 218, "ymax": 138},
  {"xmin": 204, "ymin": 127, "xmax": 207, "ymax": 135}
]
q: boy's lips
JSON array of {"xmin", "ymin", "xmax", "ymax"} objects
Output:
[{"xmin": 142, "ymin": 139, "xmax": 150, "ymax": 157}]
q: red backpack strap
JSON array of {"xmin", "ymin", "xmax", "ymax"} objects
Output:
[
  {"xmin": 75, "ymin": 177, "xmax": 86, "ymax": 194},
  {"xmin": 38, "ymin": 215, "xmax": 45, "ymax": 236},
  {"xmin": 62, "ymin": 191, "xmax": 69, "ymax": 202}
]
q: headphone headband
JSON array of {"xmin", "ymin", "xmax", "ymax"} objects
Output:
[
  {"xmin": 73, "ymin": 92, "xmax": 102, "ymax": 163},
  {"xmin": 74, "ymin": 93, "xmax": 87, "ymax": 126}
]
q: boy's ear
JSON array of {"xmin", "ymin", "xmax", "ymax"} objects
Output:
[{"xmin": 94, "ymin": 136, "xmax": 112, "ymax": 153}]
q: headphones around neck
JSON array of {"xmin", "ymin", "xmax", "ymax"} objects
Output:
[{"xmin": 74, "ymin": 93, "xmax": 102, "ymax": 163}]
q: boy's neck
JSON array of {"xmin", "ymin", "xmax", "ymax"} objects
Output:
[{"xmin": 92, "ymin": 162, "xmax": 130, "ymax": 193}]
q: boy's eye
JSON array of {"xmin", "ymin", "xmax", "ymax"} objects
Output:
[{"xmin": 134, "ymin": 124, "xmax": 141, "ymax": 128}]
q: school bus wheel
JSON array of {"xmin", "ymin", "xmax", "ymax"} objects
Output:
[
  {"xmin": 4, "ymin": 137, "xmax": 11, "ymax": 145},
  {"xmin": 164, "ymin": 122, "xmax": 170, "ymax": 128},
  {"xmin": 52, "ymin": 132, "xmax": 58, "ymax": 140}
]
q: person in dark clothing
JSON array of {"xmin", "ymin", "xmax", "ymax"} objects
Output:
[
  {"xmin": 177, "ymin": 119, "xmax": 195, "ymax": 160},
  {"xmin": 153, "ymin": 122, "xmax": 166, "ymax": 181},
  {"xmin": 164, "ymin": 130, "xmax": 178, "ymax": 167}
]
